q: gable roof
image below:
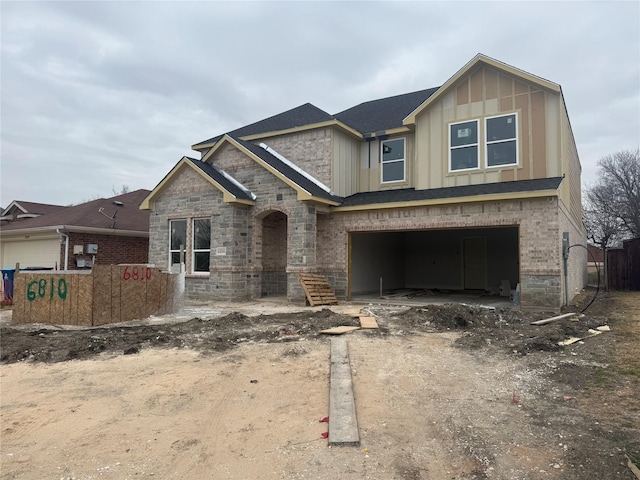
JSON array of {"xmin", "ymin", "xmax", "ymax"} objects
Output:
[
  {"xmin": 140, "ymin": 156, "xmax": 256, "ymax": 210},
  {"xmin": 1, "ymin": 200, "xmax": 66, "ymax": 217},
  {"xmin": 192, "ymin": 54, "xmax": 563, "ymax": 152},
  {"xmin": 404, "ymin": 53, "xmax": 561, "ymax": 125},
  {"xmin": 334, "ymin": 87, "xmax": 439, "ymax": 135},
  {"xmin": 336, "ymin": 177, "xmax": 564, "ymax": 210},
  {"xmin": 232, "ymin": 137, "xmax": 342, "ymax": 204},
  {"xmin": 1, "ymin": 190, "xmax": 151, "ymax": 234},
  {"xmin": 144, "ymin": 136, "xmax": 343, "ymax": 208}
]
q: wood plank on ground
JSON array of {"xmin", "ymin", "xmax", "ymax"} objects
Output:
[
  {"xmin": 320, "ymin": 326, "xmax": 360, "ymax": 335},
  {"xmin": 329, "ymin": 338, "xmax": 360, "ymax": 446},
  {"xmin": 359, "ymin": 316, "xmax": 378, "ymax": 329}
]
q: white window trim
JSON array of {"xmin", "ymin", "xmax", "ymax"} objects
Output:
[
  {"xmin": 191, "ymin": 218, "xmax": 211, "ymax": 275},
  {"xmin": 380, "ymin": 137, "xmax": 406, "ymax": 184},
  {"xmin": 485, "ymin": 113, "xmax": 519, "ymax": 169},
  {"xmin": 169, "ymin": 219, "xmax": 187, "ymax": 269},
  {"xmin": 449, "ymin": 119, "xmax": 479, "ymax": 172}
]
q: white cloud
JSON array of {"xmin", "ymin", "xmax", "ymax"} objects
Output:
[{"xmin": 1, "ymin": 0, "xmax": 638, "ymax": 205}]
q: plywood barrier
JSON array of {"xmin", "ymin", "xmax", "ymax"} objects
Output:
[{"xmin": 12, "ymin": 265, "xmax": 184, "ymax": 326}]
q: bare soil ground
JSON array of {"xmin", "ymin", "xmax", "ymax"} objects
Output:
[{"xmin": 0, "ymin": 289, "xmax": 638, "ymax": 479}]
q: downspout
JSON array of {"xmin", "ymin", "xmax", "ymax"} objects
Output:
[{"xmin": 56, "ymin": 228, "xmax": 69, "ymax": 271}]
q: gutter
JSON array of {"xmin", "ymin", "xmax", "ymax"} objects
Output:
[
  {"xmin": 56, "ymin": 228, "xmax": 69, "ymax": 271},
  {"xmin": 2, "ymin": 225, "xmax": 149, "ymax": 237}
]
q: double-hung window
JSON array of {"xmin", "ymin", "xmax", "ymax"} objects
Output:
[
  {"xmin": 169, "ymin": 219, "xmax": 187, "ymax": 267},
  {"xmin": 450, "ymin": 120, "xmax": 479, "ymax": 171},
  {"xmin": 485, "ymin": 114, "xmax": 517, "ymax": 167},
  {"xmin": 381, "ymin": 138, "xmax": 405, "ymax": 183},
  {"xmin": 192, "ymin": 218, "xmax": 211, "ymax": 273}
]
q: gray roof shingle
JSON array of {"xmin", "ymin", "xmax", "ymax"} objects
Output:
[
  {"xmin": 333, "ymin": 87, "xmax": 439, "ymax": 135},
  {"xmin": 194, "ymin": 103, "xmax": 334, "ymax": 147},
  {"xmin": 339, "ymin": 177, "xmax": 564, "ymax": 207},
  {"xmin": 193, "ymin": 87, "xmax": 441, "ymax": 148},
  {"xmin": 234, "ymin": 138, "xmax": 343, "ymax": 203},
  {"xmin": 185, "ymin": 157, "xmax": 255, "ymax": 202}
]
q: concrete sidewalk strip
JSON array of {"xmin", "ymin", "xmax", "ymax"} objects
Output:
[{"xmin": 329, "ymin": 338, "xmax": 360, "ymax": 446}]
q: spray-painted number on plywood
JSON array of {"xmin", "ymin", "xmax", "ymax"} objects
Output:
[
  {"xmin": 27, "ymin": 278, "xmax": 68, "ymax": 301},
  {"xmin": 122, "ymin": 266, "xmax": 152, "ymax": 282}
]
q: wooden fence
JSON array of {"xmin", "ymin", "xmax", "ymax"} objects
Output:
[
  {"xmin": 606, "ymin": 238, "xmax": 640, "ymax": 291},
  {"xmin": 12, "ymin": 265, "xmax": 184, "ymax": 326}
]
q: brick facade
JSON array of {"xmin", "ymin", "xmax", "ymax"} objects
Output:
[
  {"xmin": 63, "ymin": 232, "xmax": 148, "ymax": 270},
  {"xmin": 148, "ymin": 141, "xmax": 584, "ymax": 310}
]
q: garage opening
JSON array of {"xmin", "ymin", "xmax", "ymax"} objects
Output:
[{"xmin": 350, "ymin": 227, "xmax": 519, "ymax": 297}]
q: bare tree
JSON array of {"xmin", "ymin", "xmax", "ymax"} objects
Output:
[
  {"xmin": 112, "ymin": 184, "xmax": 130, "ymax": 196},
  {"xmin": 584, "ymin": 148, "xmax": 640, "ymax": 245}
]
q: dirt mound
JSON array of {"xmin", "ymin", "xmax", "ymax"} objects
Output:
[{"xmin": 0, "ymin": 309, "xmax": 358, "ymax": 364}]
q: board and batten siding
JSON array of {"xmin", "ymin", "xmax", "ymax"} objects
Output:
[
  {"xmin": 331, "ymin": 129, "xmax": 359, "ymax": 197},
  {"xmin": 356, "ymin": 134, "xmax": 415, "ymax": 193},
  {"xmin": 413, "ymin": 66, "xmax": 565, "ymax": 191}
]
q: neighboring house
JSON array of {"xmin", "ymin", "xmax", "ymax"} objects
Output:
[
  {"xmin": 142, "ymin": 54, "xmax": 587, "ymax": 310},
  {"xmin": 1, "ymin": 190, "xmax": 151, "ymax": 270}
]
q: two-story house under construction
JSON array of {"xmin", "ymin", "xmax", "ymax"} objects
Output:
[{"xmin": 142, "ymin": 54, "xmax": 587, "ymax": 311}]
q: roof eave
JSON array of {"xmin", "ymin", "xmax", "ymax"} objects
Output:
[
  {"xmin": 140, "ymin": 157, "xmax": 255, "ymax": 210},
  {"xmin": 0, "ymin": 225, "xmax": 149, "ymax": 237},
  {"xmin": 222, "ymin": 136, "xmax": 341, "ymax": 205},
  {"xmin": 332, "ymin": 189, "xmax": 559, "ymax": 212}
]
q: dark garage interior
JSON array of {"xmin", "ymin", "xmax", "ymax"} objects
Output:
[{"xmin": 350, "ymin": 227, "xmax": 519, "ymax": 297}]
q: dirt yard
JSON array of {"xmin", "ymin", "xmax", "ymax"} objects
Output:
[{"xmin": 1, "ymin": 290, "xmax": 638, "ymax": 479}]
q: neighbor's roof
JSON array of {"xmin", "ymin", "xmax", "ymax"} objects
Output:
[
  {"xmin": 338, "ymin": 177, "xmax": 564, "ymax": 209},
  {"xmin": 0, "ymin": 190, "xmax": 151, "ymax": 233},
  {"xmin": 1, "ymin": 200, "xmax": 66, "ymax": 217}
]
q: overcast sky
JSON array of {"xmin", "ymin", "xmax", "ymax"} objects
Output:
[{"xmin": 1, "ymin": 1, "xmax": 638, "ymax": 207}]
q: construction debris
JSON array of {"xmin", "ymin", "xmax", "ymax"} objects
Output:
[
  {"xmin": 298, "ymin": 273, "xmax": 338, "ymax": 307},
  {"xmin": 530, "ymin": 312, "xmax": 578, "ymax": 326},
  {"xmin": 320, "ymin": 326, "xmax": 360, "ymax": 335},
  {"xmin": 558, "ymin": 327, "xmax": 609, "ymax": 346},
  {"xmin": 626, "ymin": 455, "xmax": 640, "ymax": 480},
  {"xmin": 359, "ymin": 316, "xmax": 379, "ymax": 329}
]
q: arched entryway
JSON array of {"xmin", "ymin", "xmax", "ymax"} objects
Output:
[{"xmin": 260, "ymin": 211, "xmax": 288, "ymax": 297}]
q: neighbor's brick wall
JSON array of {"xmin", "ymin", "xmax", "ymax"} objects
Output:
[{"xmin": 63, "ymin": 233, "xmax": 148, "ymax": 270}]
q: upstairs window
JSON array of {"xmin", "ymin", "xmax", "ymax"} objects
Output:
[
  {"xmin": 486, "ymin": 114, "xmax": 517, "ymax": 167},
  {"xmin": 169, "ymin": 219, "xmax": 187, "ymax": 267},
  {"xmin": 192, "ymin": 218, "xmax": 211, "ymax": 273},
  {"xmin": 381, "ymin": 138, "xmax": 405, "ymax": 183},
  {"xmin": 450, "ymin": 120, "xmax": 479, "ymax": 171}
]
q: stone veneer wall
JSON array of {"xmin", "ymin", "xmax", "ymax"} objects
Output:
[
  {"xmin": 148, "ymin": 140, "xmax": 583, "ymax": 310},
  {"xmin": 148, "ymin": 143, "xmax": 319, "ymax": 302}
]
